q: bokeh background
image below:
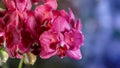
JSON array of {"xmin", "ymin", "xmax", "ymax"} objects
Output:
[{"xmin": 0, "ymin": 0, "xmax": 120, "ymax": 68}]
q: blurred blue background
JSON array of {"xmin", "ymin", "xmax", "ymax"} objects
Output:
[{"xmin": 0, "ymin": 0, "xmax": 120, "ymax": 68}]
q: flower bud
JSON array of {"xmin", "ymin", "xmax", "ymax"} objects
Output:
[
  {"xmin": 23, "ymin": 52, "xmax": 37, "ymax": 65},
  {"xmin": 0, "ymin": 50, "xmax": 8, "ymax": 63}
]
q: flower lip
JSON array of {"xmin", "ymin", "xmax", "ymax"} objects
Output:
[
  {"xmin": 57, "ymin": 44, "xmax": 68, "ymax": 58},
  {"xmin": 49, "ymin": 42, "xmax": 58, "ymax": 50}
]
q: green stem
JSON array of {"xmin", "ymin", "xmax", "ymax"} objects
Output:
[{"xmin": 18, "ymin": 57, "xmax": 24, "ymax": 68}]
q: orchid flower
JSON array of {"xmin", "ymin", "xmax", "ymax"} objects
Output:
[{"xmin": 0, "ymin": 0, "xmax": 84, "ymax": 67}]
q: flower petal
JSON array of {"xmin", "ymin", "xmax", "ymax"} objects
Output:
[
  {"xmin": 5, "ymin": 25, "xmax": 21, "ymax": 48},
  {"xmin": 45, "ymin": 0, "xmax": 58, "ymax": 10},
  {"xmin": 35, "ymin": 4, "xmax": 53, "ymax": 23},
  {"xmin": 2, "ymin": 0, "xmax": 16, "ymax": 10},
  {"xmin": 3, "ymin": 11, "xmax": 19, "ymax": 28},
  {"xmin": 39, "ymin": 30, "xmax": 58, "ymax": 59},
  {"xmin": 15, "ymin": 0, "xmax": 32, "ymax": 12},
  {"xmin": 53, "ymin": 10, "xmax": 69, "ymax": 22},
  {"xmin": 52, "ymin": 16, "xmax": 70, "ymax": 32},
  {"xmin": 67, "ymin": 49, "xmax": 82, "ymax": 60},
  {"xmin": 40, "ymin": 48, "xmax": 57, "ymax": 59},
  {"xmin": 69, "ymin": 8, "xmax": 75, "ymax": 20},
  {"xmin": 6, "ymin": 45, "xmax": 22, "ymax": 58},
  {"xmin": 19, "ymin": 29, "xmax": 34, "ymax": 53},
  {"xmin": 76, "ymin": 19, "xmax": 82, "ymax": 30},
  {"xmin": 25, "ymin": 12, "xmax": 39, "ymax": 37},
  {"xmin": 64, "ymin": 30, "xmax": 84, "ymax": 50}
]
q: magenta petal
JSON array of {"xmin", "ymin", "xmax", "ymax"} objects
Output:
[
  {"xmin": 5, "ymin": 25, "xmax": 20, "ymax": 48},
  {"xmin": 69, "ymin": 8, "xmax": 75, "ymax": 20},
  {"xmin": 64, "ymin": 30, "xmax": 84, "ymax": 50},
  {"xmin": 76, "ymin": 19, "xmax": 82, "ymax": 30},
  {"xmin": 15, "ymin": 0, "xmax": 32, "ymax": 11},
  {"xmin": 45, "ymin": 0, "xmax": 57, "ymax": 10},
  {"xmin": 26, "ymin": 13, "xmax": 37, "ymax": 34},
  {"xmin": 6, "ymin": 45, "xmax": 22, "ymax": 58},
  {"xmin": 39, "ymin": 30, "xmax": 58, "ymax": 59},
  {"xmin": 3, "ymin": 11, "xmax": 19, "ymax": 28},
  {"xmin": 20, "ymin": 29, "xmax": 34, "ymax": 53},
  {"xmin": 35, "ymin": 4, "xmax": 53, "ymax": 23},
  {"xmin": 40, "ymin": 49, "xmax": 57, "ymax": 59},
  {"xmin": 40, "ymin": 43, "xmax": 57, "ymax": 59},
  {"xmin": 52, "ymin": 16, "xmax": 70, "ymax": 32},
  {"xmin": 67, "ymin": 49, "xmax": 82, "ymax": 60},
  {"xmin": 2, "ymin": 0, "xmax": 16, "ymax": 10},
  {"xmin": 53, "ymin": 10, "xmax": 69, "ymax": 22}
]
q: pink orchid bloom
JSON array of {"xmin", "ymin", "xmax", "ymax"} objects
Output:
[
  {"xmin": 3, "ymin": 11, "xmax": 20, "ymax": 49},
  {"xmin": 40, "ymin": 29, "xmax": 83, "ymax": 60},
  {"xmin": 3, "ymin": 11, "xmax": 37, "ymax": 57},
  {"xmin": 39, "ymin": 10, "xmax": 84, "ymax": 60},
  {"xmin": 2, "ymin": 10, "xmax": 25, "ymax": 58},
  {"xmin": 64, "ymin": 29, "xmax": 84, "ymax": 60},
  {"xmin": 5, "ymin": 25, "xmax": 22, "ymax": 58},
  {"xmin": 19, "ymin": 29, "xmax": 34, "ymax": 53},
  {"xmin": 1, "ymin": 0, "xmax": 84, "ymax": 61},
  {"xmin": 19, "ymin": 12, "xmax": 41, "ymax": 54}
]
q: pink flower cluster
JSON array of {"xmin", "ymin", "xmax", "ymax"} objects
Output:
[{"xmin": 0, "ymin": 0, "xmax": 84, "ymax": 60}]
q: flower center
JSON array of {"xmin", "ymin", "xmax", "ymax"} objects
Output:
[
  {"xmin": 57, "ymin": 44, "xmax": 67, "ymax": 58},
  {"xmin": 31, "ymin": 42, "xmax": 41, "ymax": 55}
]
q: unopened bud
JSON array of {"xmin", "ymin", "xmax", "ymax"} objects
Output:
[
  {"xmin": 23, "ymin": 52, "xmax": 37, "ymax": 65},
  {"xmin": 0, "ymin": 50, "xmax": 8, "ymax": 63}
]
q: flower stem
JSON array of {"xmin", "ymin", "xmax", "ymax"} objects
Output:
[{"xmin": 18, "ymin": 57, "xmax": 24, "ymax": 68}]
